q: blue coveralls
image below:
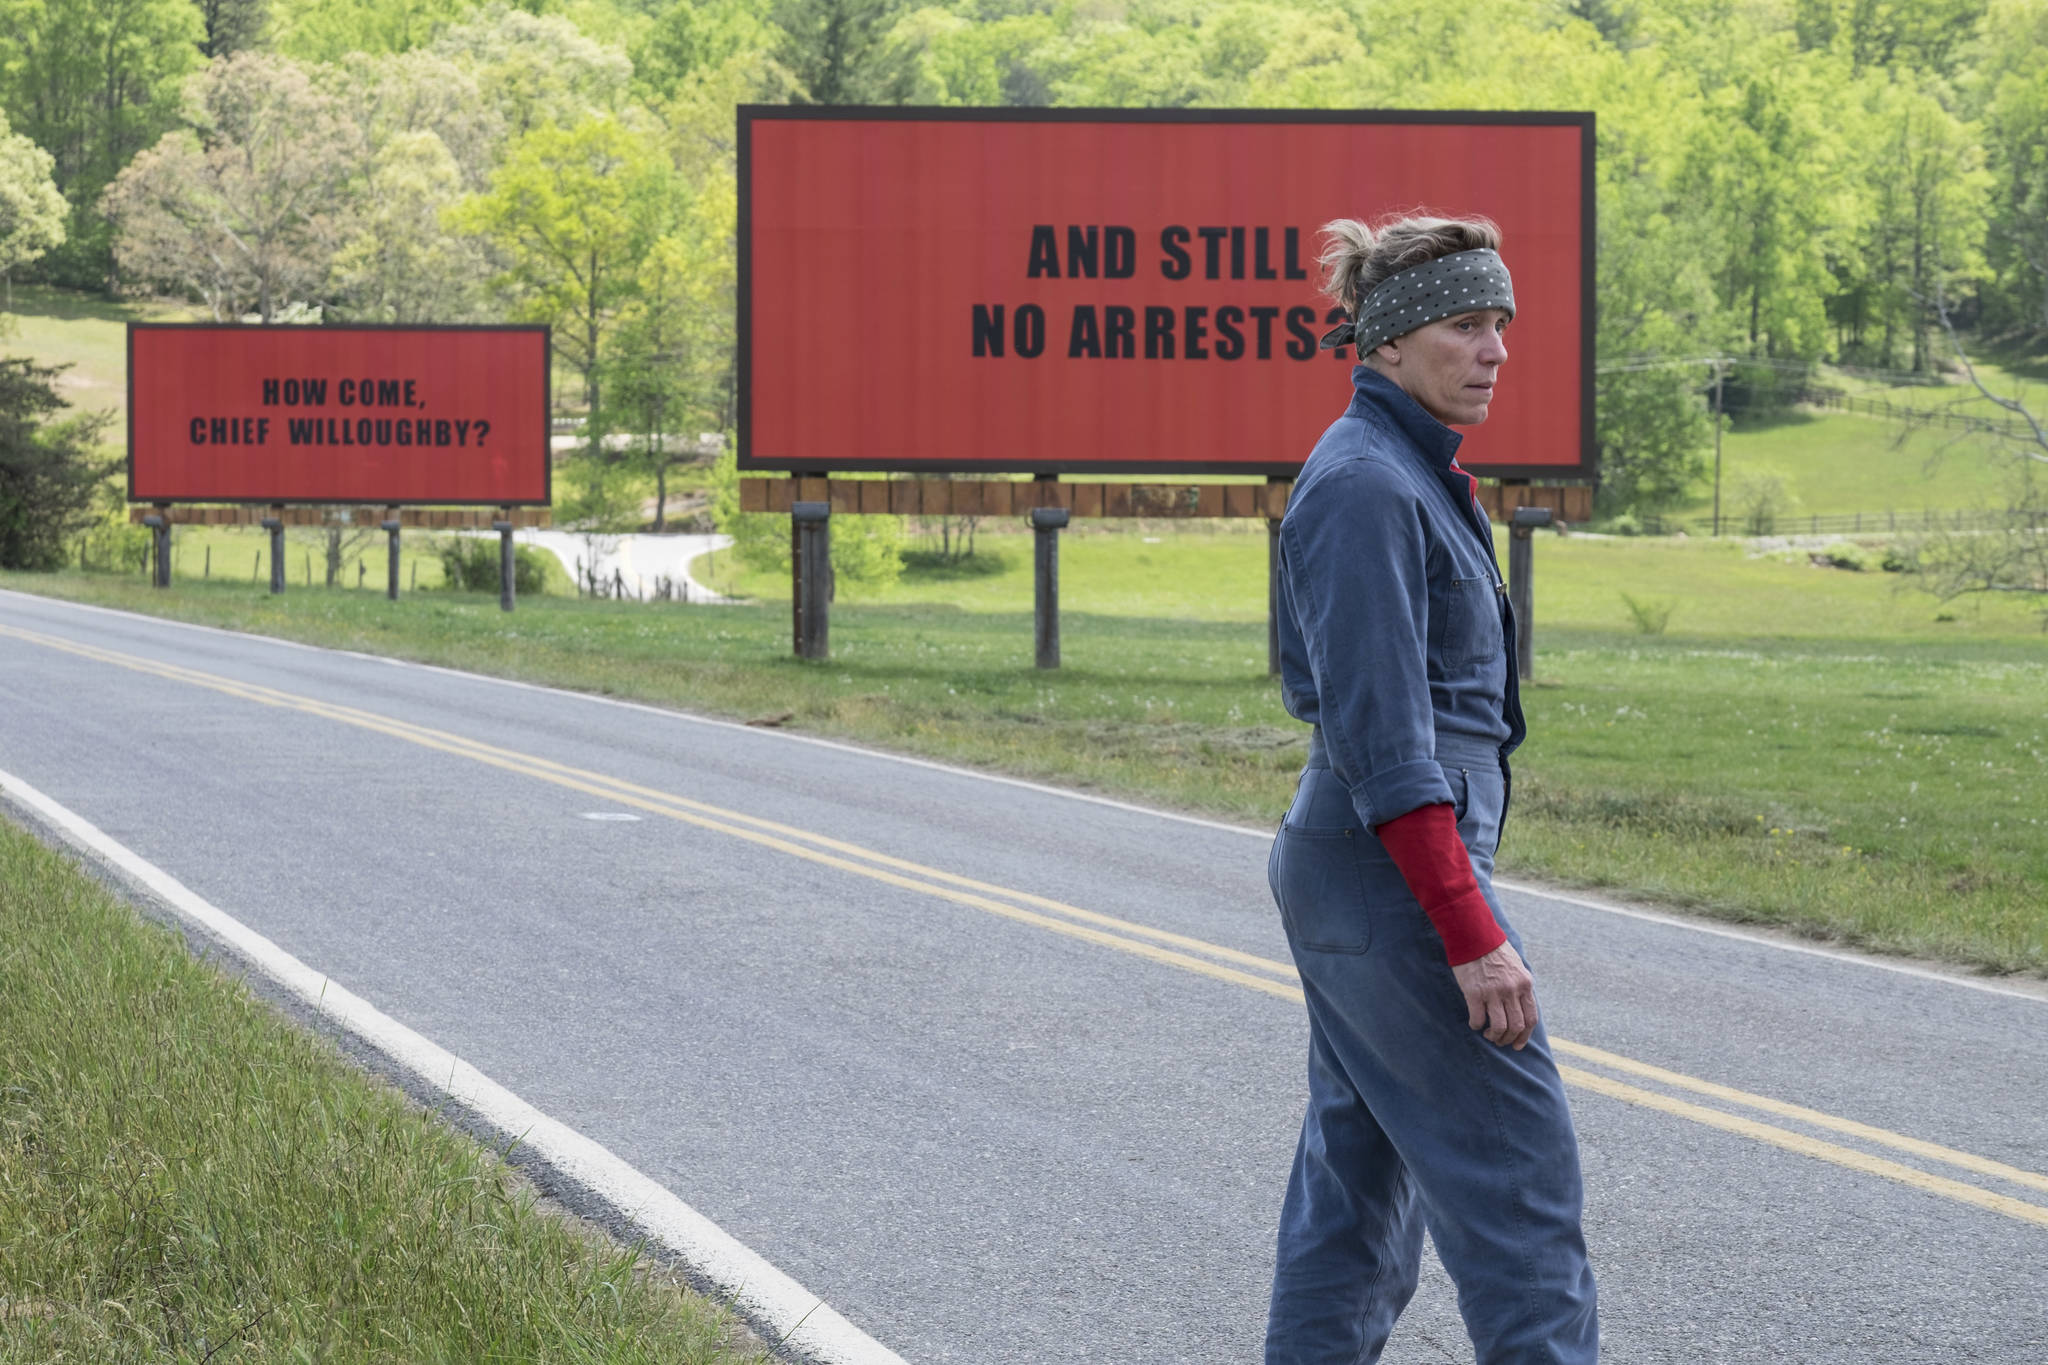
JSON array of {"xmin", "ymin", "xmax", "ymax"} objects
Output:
[{"xmin": 1264, "ymin": 365, "xmax": 1599, "ymax": 1365}]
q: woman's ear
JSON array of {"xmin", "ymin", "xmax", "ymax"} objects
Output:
[{"xmin": 1374, "ymin": 341, "xmax": 1401, "ymax": 367}]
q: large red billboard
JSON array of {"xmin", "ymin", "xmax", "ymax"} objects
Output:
[
  {"xmin": 128, "ymin": 325, "xmax": 551, "ymax": 505},
  {"xmin": 740, "ymin": 108, "xmax": 1593, "ymax": 479}
]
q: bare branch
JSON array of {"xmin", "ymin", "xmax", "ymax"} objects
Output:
[{"xmin": 1925, "ymin": 282, "xmax": 2048, "ymax": 461}]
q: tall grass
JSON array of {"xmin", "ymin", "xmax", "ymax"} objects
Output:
[{"xmin": 0, "ymin": 819, "xmax": 768, "ymax": 1364}]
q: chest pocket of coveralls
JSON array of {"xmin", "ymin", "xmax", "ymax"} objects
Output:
[{"xmin": 1433, "ymin": 576, "xmax": 1504, "ymax": 671}]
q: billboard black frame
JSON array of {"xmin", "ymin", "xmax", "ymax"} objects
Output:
[
  {"xmin": 127, "ymin": 322, "xmax": 554, "ymax": 507},
  {"xmin": 737, "ymin": 105, "xmax": 1596, "ymax": 482}
]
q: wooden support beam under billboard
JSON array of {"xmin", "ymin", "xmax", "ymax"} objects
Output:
[
  {"xmin": 792, "ymin": 501, "xmax": 831, "ymax": 660},
  {"xmin": 1508, "ymin": 506, "xmax": 1553, "ymax": 681},
  {"xmin": 1030, "ymin": 506, "xmax": 1069, "ymax": 670},
  {"xmin": 737, "ymin": 476, "xmax": 1325, "ymax": 519},
  {"xmin": 733, "ymin": 477, "xmax": 1591, "ymax": 524},
  {"xmin": 127, "ymin": 505, "xmax": 553, "ymax": 529}
]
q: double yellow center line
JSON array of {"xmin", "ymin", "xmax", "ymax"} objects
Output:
[{"xmin": 7, "ymin": 621, "xmax": 2046, "ymax": 1231}]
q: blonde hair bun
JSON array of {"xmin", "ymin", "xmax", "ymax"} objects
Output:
[{"xmin": 1318, "ymin": 213, "xmax": 1504, "ymax": 316}]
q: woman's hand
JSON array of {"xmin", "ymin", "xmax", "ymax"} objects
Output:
[{"xmin": 1450, "ymin": 941, "xmax": 1538, "ymax": 1050}]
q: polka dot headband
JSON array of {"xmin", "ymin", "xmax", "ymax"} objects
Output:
[{"xmin": 1318, "ymin": 248, "xmax": 1516, "ymax": 355}]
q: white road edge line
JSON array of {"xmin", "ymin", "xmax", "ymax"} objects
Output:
[
  {"xmin": 7, "ymin": 588, "xmax": 2042, "ymax": 1006},
  {"xmin": 0, "ymin": 764, "xmax": 909, "ymax": 1365}
]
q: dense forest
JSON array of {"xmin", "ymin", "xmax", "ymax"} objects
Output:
[{"xmin": 2, "ymin": 0, "xmax": 2045, "ymax": 516}]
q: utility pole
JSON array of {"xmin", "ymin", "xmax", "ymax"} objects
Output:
[{"xmin": 1711, "ymin": 358, "xmax": 1726, "ymax": 537}]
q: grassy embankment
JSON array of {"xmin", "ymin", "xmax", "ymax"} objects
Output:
[
  {"xmin": 0, "ymin": 817, "xmax": 767, "ymax": 1362},
  {"xmin": 8, "ymin": 527, "xmax": 2044, "ymax": 977}
]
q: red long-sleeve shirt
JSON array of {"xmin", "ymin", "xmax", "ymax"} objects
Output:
[{"xmin": 1375, "ymin": 802, "xmax": 1505, "ymax": 966}]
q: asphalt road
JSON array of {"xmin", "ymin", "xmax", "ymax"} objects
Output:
[{"xmin": 2, "ymin": 587, "xmax": 2044, "ymax": 1364}]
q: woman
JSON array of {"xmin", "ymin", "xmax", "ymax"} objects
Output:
[{"xmin": 1264, "ymin": 214, "xmax": 1599, "ymax": 1365}]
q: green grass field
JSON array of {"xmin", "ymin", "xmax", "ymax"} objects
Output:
[
  {"xmin": 0, "ymin": 817, "xmax": 767, "ymax": 1363},
  {"xmin": 1, "ymin": 286, "xmax": 198, "ymax": 449},
  {"xmin": 8, "ymin": 534, "xmax": 2043, "ymax": 977},
  {"xmin": 699, "ymin": 522, "xmax": 2042, "ymax": 638},
  {"xmin": 1688, "ymin": 411, "xmax": 2025, "ymax": 524}
]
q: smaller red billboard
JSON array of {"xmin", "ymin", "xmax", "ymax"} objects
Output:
[{"xmin": 128, "ymin": 325, "xmax": 551, "ymax": 505}]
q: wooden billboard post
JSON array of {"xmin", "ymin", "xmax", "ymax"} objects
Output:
[
  {"xmin": 792, "ymin": 500, "xmax": 831, "ymax": 659},
  {"xmin": 1267, "ymin": 476, "xmax": 1290, "ymax": 676},
  {"xmin": 382, "ymin": 506, "xmax": 401, "ymax": 601},
  {"xmin": 262, "ymin": 506, "xmax": 285, "ymax": 594},
  {"xmin": 1030, "ymin": 506, "xmax": 1069, "ymax": 668},
  {"xmin": 494, "ymin": 508, "xmax": 515, "ymax": 612},
  {"xmin": 1508, "ymin": 506, "xmax": 1552, "ymax": 680},
  {"xmin": 142, "ymin": 506, "xmax": 171, "ymax": 587}
]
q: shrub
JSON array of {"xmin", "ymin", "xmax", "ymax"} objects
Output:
[
  {"xmin": 73, "ymin": 502, "xmax": 152, "ymax": 574},
  {"xmin": 435, "ymin": 537, "xmax": 549, "ymax": 595},
  {"xmin": 900, "ymin": 547, "xmax": 1011, "ymax": 579},
  {"xmin": 1729, "ymin": 467, "xmax": 1802, "ymax": 536},
  {"xmin": 0, "ymin": 358, "xmax": 111, "ymax": 570},
  {"xmin": 1811, "ymin": 543, "xmax": 1873, "ymax": 571},
  {"xmin": 1604, "ymin": 512, "xmax": 1644, "ymax": 537},
  {"xmin": 1619, "ymin": 591, "xmax": 1677, "ymax": 635},
  {"xmin": 707, "ymin": 447, "xmax": 905, "ymax": 591}
]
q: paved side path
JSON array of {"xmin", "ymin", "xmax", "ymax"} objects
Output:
[
  {"xmin": 510, "ymin": 529, "xmax": 735, "ymax": 603},
  {"xmin": 2, "ymin": 589, "xmax": 2043, "ymax": 1364}
]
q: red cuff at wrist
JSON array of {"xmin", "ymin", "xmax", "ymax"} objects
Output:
[{"xmin": 1374, "ymin": 802, "xmax": 1506, "ymax": 966}]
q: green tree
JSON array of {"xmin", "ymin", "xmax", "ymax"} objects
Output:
[
  {"xmin": 450, "ymin": 113, "xmax": 671, "ymax": 454},
  {"xmin": 1969, "ymin": 0, "xmax": 2048, "ymax": 332},
  {"xmin": 1793, "ymin": 0, "xmax": 1988, "ymax": 77},
  {"xmin": 432, "ymin": 5, "xmax": 633, "ymax": 139},
  {"xmin": 772, "ymin": 0, "xmax": 919, "ymax": 103},
  {"xmin": 631, "ymin": 0, "xmax": 774, "ymax": 102},
  {"xmin": 1678, "ymin": 50, "xmax": 1849, "ymax": 362},
  {"xmin": 0, "ymin": 112, "xmax": 68, "ymax": 305},
  {"xmin": 0, "ymin": 357, "xmax": 111, "ymax": 570},
  {"xmin": 611, "ymin": 234, "xmax": 699, "ymax": 531},
  {"xmin": 612, "ymin": 174, "xmax": 737, "ymax": 530},
  {"xmin": 196, "ymin": 0, "xmax": 269, "ymax": 57},
  {"xmin": 270, "ymin": 0, "xmax": 470, "ymax": 62},
  {"xmin": 330, "ymin": 49, "xmax": 506, "ymax": 190},
  {"xmin": 0, "ymin": 0, "xmax": 203, "ymax": 285},
  {"xmin": 103, "ymin": 52, "xmax": 363, "ymax": 321},
  {"xmin": 892, "ymin": 9, "xmax": 1056, "ymax": 105},
  {"xmin": 1845, "ymin": 75, "xmax": 1991, "ymax": 369},
  {"xmin": 328, "ymin": 130, "xmax": 487, "ymax": 321}
]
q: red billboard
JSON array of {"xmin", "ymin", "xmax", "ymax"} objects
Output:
[
  {"xmin": 128, "ymin": 325, "xmax": 551, "ymax": 505},
  {"xmin": 740, "ymin": 108, "xmax": 1593, "ymax": 479}
]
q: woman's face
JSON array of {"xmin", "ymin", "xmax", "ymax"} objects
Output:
[{"xmin": 1371, "ymin": 308, "xmax": 1511, "ymax": 427}]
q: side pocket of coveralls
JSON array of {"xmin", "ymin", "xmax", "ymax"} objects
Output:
[{"xmin": 1272, "ymin": 825, "xmax": 1372, "ymax": 954}]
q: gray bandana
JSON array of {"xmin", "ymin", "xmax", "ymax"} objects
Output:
[{"xmin": 1319, "ymin": 248, "xmax": 1515, "ymax": 354}]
